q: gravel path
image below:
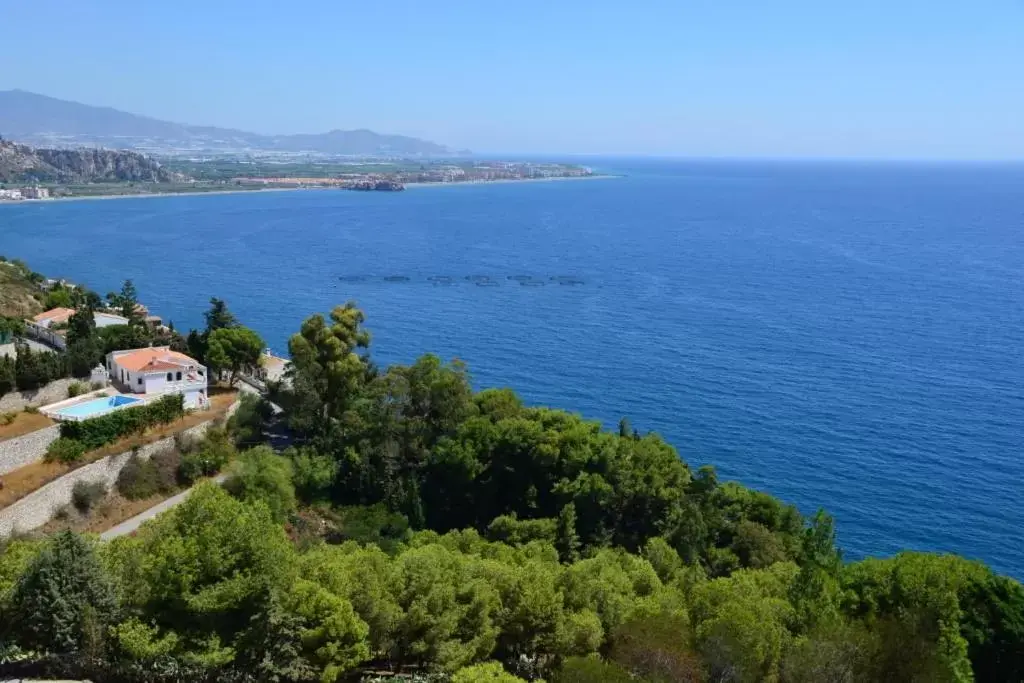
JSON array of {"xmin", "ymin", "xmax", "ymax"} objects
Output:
[{"xmin": 100, "ymin": 474, "xmax": 227, "ymax": 539}]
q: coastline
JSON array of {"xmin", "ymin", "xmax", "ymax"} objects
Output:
[{"xmin": 0, "ymin": 174, "xmax": 620, "ymax": 206}]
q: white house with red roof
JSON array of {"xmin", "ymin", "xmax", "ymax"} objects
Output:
[
  {"xmin": 106, "ymin": 346, "xmax": 208, "ymax": 408},
  {"xmin": 26, "ymin": 307, "xmax": 131, "ymax": 350}
]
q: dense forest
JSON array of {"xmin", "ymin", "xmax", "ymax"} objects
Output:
[{"xmin": 1, "ymin": 302, "xmax": 1022, "ymax": 682}]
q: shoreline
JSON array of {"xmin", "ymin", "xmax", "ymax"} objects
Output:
[{"xmin": 0, "ymin": 174, "xmax": 620, "ymax": 206}]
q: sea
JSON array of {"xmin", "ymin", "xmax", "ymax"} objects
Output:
[{"xmin": 1, "ymin": 159, "xmax": 1022, "ymax": 577}]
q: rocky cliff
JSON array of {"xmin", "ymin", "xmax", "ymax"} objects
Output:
[{"xmin": 0, "ymin": 136, "xmax": 187, "ymax": 183}]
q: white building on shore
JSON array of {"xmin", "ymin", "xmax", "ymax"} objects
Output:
[{"xmin": 25, "ymin": 307, "xmax": 131, "ymax": 350}]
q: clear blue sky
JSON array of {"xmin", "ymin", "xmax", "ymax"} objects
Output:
[{"xmin": 2, "ymin": 0, "xmax": 1022, "ymax": 159}]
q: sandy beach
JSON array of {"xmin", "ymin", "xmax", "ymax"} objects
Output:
[{"xmin": 0, "ymin": 174, "xmax": 619, "ymax": 206}]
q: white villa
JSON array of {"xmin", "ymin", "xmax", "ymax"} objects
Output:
[
  {"xmin": 26, "ymin": 307, "xmax": 131, "ymax": 350},
  {"xmin": 106, "ymin": 347, "xmax": 208, "ymax": 408}
]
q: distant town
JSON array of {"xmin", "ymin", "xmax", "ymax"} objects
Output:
[{"xmin": 0, "ymin": 140, "xmax": 600, "ymax": 200}]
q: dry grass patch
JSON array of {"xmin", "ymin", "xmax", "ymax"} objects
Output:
[
  {"xmin": 39, "ymin": 490, "xmax": 170, "ymax": 535},
  {"xmin": 0, "ymin": 411, "xmax": 54, "ymax": 441},
  {"xmin": 0, "ymin": 389, "xmax": 237, "ymax": 509}
]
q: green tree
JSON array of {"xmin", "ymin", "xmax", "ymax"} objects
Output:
[
  {"xmin": 281, "ymin": 578, "xmax": 370, "ymax": 681},
  {"xmin": 4, "ymin": 531, "xmax": 118, "ymax": 655},
  {"xmin": 288, "ymin": 446, "xmax": 339, "ymax": 502},
  {"xmin": 66, "ymin": 307, "xmax": 101, "ymax": 377},
  {"xmin": 204, "ymin": 297, "xmax": 238, "ymax": 333},
  {"xmin": 452, "ymin": 661, "xmax": 527, "ymax": 682},
  {"xmin": 206, "ymin": 325, "xmax": 264, "ymax": 386},
  {"xmin": 44, "ymin": 284, "xmax": 74, "ymax": 310},
  {"xmin": 286, "ymin": 302, "xmax": 371, "ymax": 435},
  {"xmin": 108, "ymin": 279, "xmax": 140, "ymax": 321},
  {"xmin": 106, "ymin": 482, "xmax": 296, "ymax": 653},
  {"xmin": 959, "ymin": 572, "xmax": 1024, "ymax": 683},
  {"xmin": 609, "ymin": 613, "xmax": 703, "ymax": 683},
  {"xmin": 66, "ymin": 306, "xmax": 96, "ymax": 346},
  {"xmin": 228, "ymin": 391, "xmax": 275, "ymax": 447},
  {"xmin": 691, "ymin": 563, "xmax": 800, "ymax": 683},
  {"xmin": 394, "ymin": 543, "xmax": 501, "ymax": 671},
  {"xmin": 224, "ymin": 445, "xmax": 297, "ymax": 523},
  {"xmin": 553, "ymin": 656, "xmax": 633, "ymax": 683}
]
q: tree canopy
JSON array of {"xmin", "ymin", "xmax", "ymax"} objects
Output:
[{"xmin": 0, "ymin": 301, "xmax": 1020, "ymax": 683}]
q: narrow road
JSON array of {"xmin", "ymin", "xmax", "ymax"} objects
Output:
[{"xmin": 100, "ymin": 474, "xmax": 227, "ymax": 539}]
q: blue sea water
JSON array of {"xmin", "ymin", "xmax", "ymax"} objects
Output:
[{"xmin": 2, "ymin": 159, "xmax": 1022, "ymax": 576}]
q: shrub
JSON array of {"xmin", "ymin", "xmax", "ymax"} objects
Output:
[
  {"xmin": 67, "ymin": 381, "xmax": 89, "ymax": 398},
  {"xmin": 23, "ymin": 405, "xmax": 39, "ymax": 414},
  {"xmin": 118, "ymin": 450, "xmax": 181, "ymax": 499},
  {"xmin": 178, "ymin": 427, "xmax": 235, "ymax": 484},
  {"xmin": 224, "ymin": 446, "xmax": 296, "ymax": 522},
  {"xmin": 46, "ymin": 437, "xmax": 87, "ymax": 463},
  {"xmin": 116, "ymin": 455, "xmax": 162, "ymax": 500},
  {"xmin": 0, "ymin": 411, "xmax": 16, "ymax": 426},
  {"xmin": 71, "ymin": 480, "xmax": 107, "ymax": 512},
  {"xmin": 151, "ymin": 448, "xmax": 183, "ymax": 490},
  {"xmin": 59, "ymin": 393, "xmax": 185, "ymax": 451}
]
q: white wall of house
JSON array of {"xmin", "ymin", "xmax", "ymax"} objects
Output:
[
  {"xmin": 26, "ymin": 323, "xmax": 67, "ymax": 350},
  {"xmin": 183, "ymin": 389, "xmax": 204, "ymax": 409},
  {"xmin": 143, "ymin": 372, "xmax": 169, "ymax": 394}
]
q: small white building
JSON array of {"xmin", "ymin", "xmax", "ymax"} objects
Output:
[
  {"xmin": 107, "ymin": 346, "xmax": 208, "ymax": 409},
  {"xmin": 21, "ymin": 186, "xmax": 50, "ymax": 199},
  {"xmin": 25, "ymin": 307, "xmax": 131, "ymax": 350}
]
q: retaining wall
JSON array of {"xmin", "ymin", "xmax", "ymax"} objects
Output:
[
  {"xmin": 0, "ymin": 425, "xmax": 60, "ymax": 475},
  {"xmin": 0, "ymin": 399, "xmax": 240, "ymax": 537},
  {"xmin": 0, "ymin": 378, "xmax": 79, "ymax": 413}
]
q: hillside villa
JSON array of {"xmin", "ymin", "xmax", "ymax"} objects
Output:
[
  {"xmin": 107, "ymin": 346, "xmax": 208, "ymax": 409},
  {"xmin": 25, "ymin": 307, "xmax": 131, "ymax": 350}
]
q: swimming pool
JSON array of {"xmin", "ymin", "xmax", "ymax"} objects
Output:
[{"xmin": 55, "ymin": 395, "xmax": 142, "ymax": 420}]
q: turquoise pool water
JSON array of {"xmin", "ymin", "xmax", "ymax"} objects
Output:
[{"xmin": 56, "ymin": 395, "xmax": 142, "ymax": 419}]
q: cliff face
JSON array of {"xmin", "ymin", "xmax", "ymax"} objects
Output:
[{"xmin": 0, "ymin": 137, "xmax": 187, "ymax": 183}]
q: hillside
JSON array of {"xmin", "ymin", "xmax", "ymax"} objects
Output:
[
  {"xmin": 0, "ymin": 137, "xmax": 184, "ymax": 184},
  {"xmin": 0, "ymin": 260, "xmax": 44, "ymax": 319},
  {"xmin": 0, "ymin": 90, "xmax": 455, "ymax": 156}
]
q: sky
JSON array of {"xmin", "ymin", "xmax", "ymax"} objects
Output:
[{"xmin": 1, "ymin": 0, "xmax": 1023, "ymax": 159}]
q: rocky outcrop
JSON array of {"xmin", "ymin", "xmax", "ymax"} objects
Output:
[
  {"xmin": 346, "ymin": 178, "xmax": 405, "ymax": 191},
  {"xmin": 0, "ymin": 137, "xmax": 188, "ymax": 183}
]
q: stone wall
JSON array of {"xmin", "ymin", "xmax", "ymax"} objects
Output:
[
  {"xmin": 0, "ymin": 378, "xmax": 80, "ymax": 413},
  {"xmin": 0, "ymin": 402, "xmax": 238, "ymax": 537},
  {"xmin": 0, "ymin": 425, "xmax": 60, "ymax": 475}
]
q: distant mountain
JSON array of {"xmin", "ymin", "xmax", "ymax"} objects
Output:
[
  {"xmin": 0, "ymin": 137, "xmax": 184, "ymax": 183},
  {"xmin": 0, "ymin": 90, "xmax": 455, "ymax": 156}
]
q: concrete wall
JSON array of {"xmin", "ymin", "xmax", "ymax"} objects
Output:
[
  {"xmin": 0, "ymin": 425, "xmax": 60, "ymax": 475},
  {"xmin": 0, "ymin": 399, "xmax": 241, "ymax": 537},
  {"xmin": 0, "ymin": 377, "xmax": 79, "ymax": 413}
]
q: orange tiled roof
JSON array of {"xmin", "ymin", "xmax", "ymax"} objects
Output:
[
  {"xmin": 31, "ymin": 307, "xmax": 75, "ymax": 324},
  {"xmin": 114, "ymin": 347, "xmax": 197, "ymax": 372}
]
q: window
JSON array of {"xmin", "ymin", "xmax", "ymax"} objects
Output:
[
  {"xmin": 176, "ymin": 371, "xmax": 182, "ymax": 381},
  {"xmin": 167, "ymin": 372, "xmax": 173, "ymax": 381},
  {"xmin": 137, "ymin": 377, "xmax": 143, "ymax": 386}
]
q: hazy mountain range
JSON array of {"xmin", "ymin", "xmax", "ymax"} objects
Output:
[{"xmin": 0, "ymin": 90, "xmax": 456, "ymax": 156}]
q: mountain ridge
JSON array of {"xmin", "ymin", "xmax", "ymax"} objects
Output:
[{"xmin": 0, "ymin": 90, "xmax": 455, "ymax": 156}]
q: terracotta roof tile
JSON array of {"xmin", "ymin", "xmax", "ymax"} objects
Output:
[
  {"xmin": 113, "ymin": 347, "xmax": 199, "ymax": 373},
  {"xmin": 31, "ymin": 307, "xmax": 75, "ymax": 324}
]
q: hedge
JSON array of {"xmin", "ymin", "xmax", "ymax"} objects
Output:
[{"xmin": 59, "ymin": 393, "xmax": 185, "ymax": 451}]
